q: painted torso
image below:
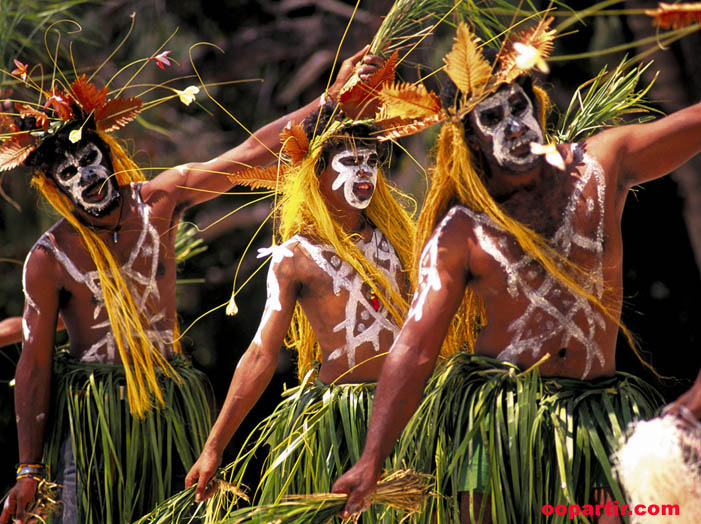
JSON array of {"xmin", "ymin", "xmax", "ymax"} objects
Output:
[
  {"xmin": 23, "ymin": 183, "xmax": 179, "ymax": 363},
  {"xmin": 259, "ymin": 226, "xmax": 406, "ymax": 384},
  {"xmin": 418, "ymin": 144, "xmax": 623, "ymax": 379}
]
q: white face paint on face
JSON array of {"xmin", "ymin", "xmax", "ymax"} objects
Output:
[
  {"xmin": 330, "ymin": 147, "xmax": 378, "ymax": 209},
  {"xmin": 53, "ymin": 142, "xmax": 119, "ymax": 216},
  {"xmin": 470, "ymin": 83, "xmax": 544, "ymax": 172}
]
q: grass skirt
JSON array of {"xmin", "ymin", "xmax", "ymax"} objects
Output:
[
  {"xmin": 138, "ymin": 375, "xmax": 400, "ymax": 523},
  {"xmin": 396, "ymin": 353, "xmax": 663, "ymax": 523},
  {"xmin": 43, "ymin": 352, "xmax": 212, "ymax": 524}
]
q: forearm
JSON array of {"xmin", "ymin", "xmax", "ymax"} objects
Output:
[
  {"xmin": 359, "ymin": 342, "xmax": 437, "ymax": 470},
  {"xmin": 14, "ymin": 355, "xmax": 52, "ymax": 463},
  {"xmin": 0, "ymin": 317, "xmax": 22, "ymax": 347},
  {"xmin": 203, "ymin": 348, "xmax": 278, "ymax": 454}
]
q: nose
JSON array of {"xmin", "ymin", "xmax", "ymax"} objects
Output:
[
  {"xmin": 504, "ymin": 118, "xmax": 526, "ymax": 139},
  {"xmin": 79, "ymin": 166, "xmax": 101, "ymax": 184}
]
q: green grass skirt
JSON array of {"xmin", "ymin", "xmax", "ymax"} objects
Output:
[
  {"xmin": 395, "ymin": 353, "xmax": 663, "ymax": 523},
  {"xmin": 43, "ymin": 352, "xmax": 212, "ymax": 524},
  {"xmin": 138, "ymin": 375, "xmax": 401, "ymax": 523}
]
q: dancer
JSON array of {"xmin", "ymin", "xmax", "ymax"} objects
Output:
[
  {"xmin": 331, "ymin": 21, "xmax": 699, "ymax": 523},
  {"xmin": 0, "ymin": 47, "xmax": 376, "ymax": 524},
  {"xmin": 183, "ymin": 102, "xmax": 416, "ymax": 520}
]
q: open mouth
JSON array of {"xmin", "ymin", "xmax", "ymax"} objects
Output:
[
  {"xmin": 353, "ymin": 181, "xmax": 374, "ymax": 199},
  {"xmin": 510, "ymin": 142, "xmax": 532, "ymax": 158},
  {"xmin": 82, "ymin": 181, "xmax": 108, "ymax": 203}
]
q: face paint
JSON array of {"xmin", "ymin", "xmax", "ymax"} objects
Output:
[
  {"xmin": 470, "ymin": 83, "xmax": 544, "ymax": 172},
  {"xmin": 52, "ymin": 142, "xmax": 119, "ymax": 216},
  {"xmin": 330, "ymin": 147, "xmax": 378, "ymax": 209}
]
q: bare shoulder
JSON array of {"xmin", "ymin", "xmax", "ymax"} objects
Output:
[
  {"xmin": 419, "ymin": 205, "xmax": 474, "ymax": 268},
  {"xmin": 24, "ymin": 226, "xmax": 64, "ymax": 288},
  {"xmin": 260, "ymin": 236, "xmax": 305, "ymax": 280}
]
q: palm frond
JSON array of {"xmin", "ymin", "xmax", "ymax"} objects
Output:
[
  {"xmin": 554, "ymin": 59, "xmax": 659, "ymax": 144},
  {"xmin": 368, "ymin": 0, "xmax": 458, "ymax": 56},
  {"xmin": 174, "ymin": 221, "xmax": 207, "ymax": 266}
]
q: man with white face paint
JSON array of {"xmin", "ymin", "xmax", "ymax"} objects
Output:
[
  {"xmin": 0, "ymin": 48, "xmax": 378, "ymax": 524},
  {"xmin": 334, "ymin": 34, "xmax": 701, "ymax": 523},
  {"xmin": 184, "ymin": 104, "xmax": 416, "ymax": 520}
]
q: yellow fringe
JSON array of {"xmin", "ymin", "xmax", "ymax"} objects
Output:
[
  {"xmin": 415, "ymin": 88, "xmax": 642, "ymax": 361},
  {"xmin": 276, "ymin": 148, "xmax": 416, "ymax": 380},
  {"xmin": 31, "ymin": 132, "xmax": 181, "ymax": 418}
]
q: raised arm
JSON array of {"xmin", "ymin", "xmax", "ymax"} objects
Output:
[
  {"xmin": 146, "ymin": 48, "xmax": 383, "ymax": 210},
  {"xmin": 332, "ymin": 214, "xmax": 470, "ymax": 516},
  {"xmin": 0, "ymin": 248, "xmax": 61, "ymax": 524},
  {"xmin": 586, "ymin": 101, "xmax": 701, "ymax": 192},
  {"xmin": 185, "ymin": 244, "xmax": 300, "ymax": 501}
]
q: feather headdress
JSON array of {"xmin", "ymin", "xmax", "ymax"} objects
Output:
[
  {"xmin": 0, "ymin": 74, "xmax": 143, "ymax": 172},
  {"xmin": 226, "ymin": 53, "xmax": 401, "ymax": 192},
  {"xmin": 376, "ymin": 17, "xmax": 556, "ymax": 141}
]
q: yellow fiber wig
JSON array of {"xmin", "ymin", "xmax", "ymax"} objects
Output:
[
  {"xmin": 416, "ymin": 86, "xmax": 640, "ymax": 359},
  {"xmin": 277, "ymin": 142, "xmax": 416, "ymax": 380},
  {"xmin": 31, "ymin": 131, "xmax": 181, "ymax": 418}
]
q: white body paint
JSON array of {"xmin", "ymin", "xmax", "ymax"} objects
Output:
[
  {"xmin": 407, "ymin": 208, "xmax": 462, "ymax": 323},
  {"xmin": 330, "ymin": 148, "xmax": 378, "ymax": 209},
  {"xmin": 254, "ymin": 228, "xmax": 402, "ymax": 369},
  {"xmin": 410, "ymin": 146, "xmax": 606, "ymax": 378},
  {"xmin": 24, "ymin": 183, "xmax": 172, "ymax": 362},
  {"xmin": 252, "ymin": 244, "xmax": 295, "ymax": 346}
]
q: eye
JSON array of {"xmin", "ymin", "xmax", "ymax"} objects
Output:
[
  {"xmin": 57, "ymin": 165, "xmax": 77, "ymax": 181},
  {"xmin": 79, "ymin": 147, "xmax": 98, "ymax": 167},
  {"xmin": 511, "ymin": 97, "xmax": 528, "ymax": 115},
  {"xmin": 367, "ymin": 154, "xmax": 378, "ymax": 167},
  {"xmin": 339, "ymin": 156, "xmax": 359, "ymax": 166},
  {"xmin": 479, "ymin": 107, "xmax": 503, "ymax": 127}
]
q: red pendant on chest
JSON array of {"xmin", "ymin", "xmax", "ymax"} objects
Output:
[{"xmin": 369, "ymin": 290, "xmax": 380, "ymax": 311}]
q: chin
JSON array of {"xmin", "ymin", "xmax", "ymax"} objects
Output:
[
  {"xmin": 80, "ymin": 194, "xmax": 120, "ymax": 218},
  {"xmin": 503, "ymin": 154, "xmax": 542, "ymax": 173}
]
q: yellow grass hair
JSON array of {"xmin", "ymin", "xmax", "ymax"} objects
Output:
[
  {"xmin": 416, "ymin": 86, "xmax": 641, "ymax": 359},
  {"xmin": 277, "ymin": 142, "xmax": 416, "ymax": 380},
  {"xmin": 31, "ymin": 131, "xmax": 181, "ymax": 418}
]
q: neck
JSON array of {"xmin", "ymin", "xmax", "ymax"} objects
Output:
[
  {"xmin": 484, "ymin": 159, "xmax": 545, "ymax": 201},
  {"xmin": 72, "ymin": 186, "xmax": 125, "ymax": 233},
  {"xmin": 330, "ymin": 206, "xmax": 367, "ymax": 235}
]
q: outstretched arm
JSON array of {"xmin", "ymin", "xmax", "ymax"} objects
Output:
[
  {"xmin": 0, "ymin": 316, "xmax": 65, "ymax": 348},
  {"xmin": 0, "ymin": 249, "xmax": 61, "ymax": 524},
  {"xmin": 185, "ymin": 245, "xmax": 299, "ymax": 501},
  {"xmin": 332, "ymin": 215, "xmax": 470, "ymax": 517},
  {"xmin": 146, "ymin": 47, "xmax": 383, "ymax": 210},
  {"xmin": 587, "ymin": 101, "xmax": 701, "ymax": 192}
]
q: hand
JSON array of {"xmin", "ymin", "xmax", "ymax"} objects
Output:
[
  {"xmin": 328, "ymin": 46, "xmax": 384, "ymax": 101},
  {"xmin": 185, "ymin": 447, "xmax": 222, "ymax": 503},
  {"xmin": 331, "ymin": 459, "xmax": 381, "ymax": 520},
  {"xmin": 0, "ymin": 478, "xmax": 38, "ymax": 524}
]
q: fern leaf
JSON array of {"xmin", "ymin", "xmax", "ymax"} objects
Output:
[
  {"xmin": 95, "ymin": 97, "xmax": 144, "ymax": 132},
  {"xmin": 443, "ymin": 23, "xmax": 492, "ymax": 96},
  {"xmin": 645, "ymin": 2, "xmax": 701, "ymax": 28},
  {"xmin": 339, "ymin": 51, "xmax": 398, "ymax": 109},
  {"xmin": 71, "ymin": 75, "xmax": 108, "ymax": 113},
  {"xmin": 280, "ymin": 123, "xmax": 309, "ymax": 165},
  {"xmin": 226, "ymin": 165, "xmax": 285, "ymax": 191},
  {"xmin": 376, "ymin": 81, "xmax": 442, "ymax": 120},
  {"xmin": 498, "ymin": 17, "xmax": 555, "ymax": 84}
]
